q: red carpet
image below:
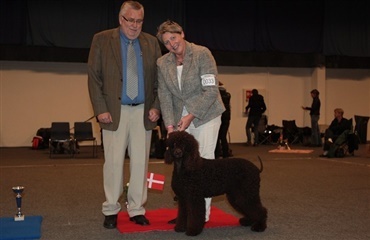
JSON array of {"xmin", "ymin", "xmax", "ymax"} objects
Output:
[{"xmin": 117, "ymin": 206, "xmax": 239, "ymax": 233}]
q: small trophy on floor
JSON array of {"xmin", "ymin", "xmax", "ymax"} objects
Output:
[
  {"xmin": 277, "ymin": 130, "xmax": 291, "ymax": 150},
  {"xmin": 12, "ymin": 186, "xmax": 25, "ymax": 221}
]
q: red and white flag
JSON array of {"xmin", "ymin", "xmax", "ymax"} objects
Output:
[{"xmin": 147, "ymin": 172, "xmax": 165, "ymax": 191}]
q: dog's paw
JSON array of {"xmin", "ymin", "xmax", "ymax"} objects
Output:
[
  {"xmin": 239, "ymin": 217, "xmax": 253, "ymax": 226},
  {"xmin": 251, "ymin": 221, "xmax": 267, "ymax": 232},
  {"xmin": 174, "ymin": 225, "xmax": 186, "ymax": 233}
]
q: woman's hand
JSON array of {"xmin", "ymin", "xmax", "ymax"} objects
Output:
[{"xmin": 177, "ymin": 114, "xmax": 195, "ymax": 131}]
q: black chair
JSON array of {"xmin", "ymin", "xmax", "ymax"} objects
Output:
[
  {"xmin": 354, "ymin": 115, "xmax": 369, "ymax": 144},
  {"xmin": 282, "ymin": 120, "xmax": 303, "ymax": 144},
  {"xmin": 73, "ymin": 122, "xmax": 97, "ymax": 158},
  {"xmin": 257, "ymin": 115, "xmax": 273, "ymax": 145},
  {"xmin": 49, "ymin": 122, "xmax": 74, "ymax": 158}
]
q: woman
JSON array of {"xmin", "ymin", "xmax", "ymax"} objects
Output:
[
  {"xmin": 156, "ymin": 20, "xmax": 225, "ymax": 222},
  {"xmin": 302, "ymin": 89, "xmax": 322, "ymax": 147}
]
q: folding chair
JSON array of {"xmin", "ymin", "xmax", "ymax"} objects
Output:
[
  {"xmin": 282, "ymin": 120, "xmax": 303, "ymax": 144},
  {"xmin": 73, "ymin": 122, "xmax": 97, "ymax": 158},
  {"xmin": 257, "ymin": 115, "xmax": 273, "ymax": 145},
  {"xmin": 49, "ymin": 122, "xmax": 74, "ymax": 158}
]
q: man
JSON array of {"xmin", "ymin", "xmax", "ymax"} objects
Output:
[
  {"xmin": 87, "ymin": 1, "xmax": 161, "ymax": 229},
  {"xmin": 215, "ymin": 82, "xmax": 232, "ymax": 158},
  {"xmin": 245, "ymin": 89, "xmax": 266, "ymax": 146},
  {"xmin": 320, "ymin": 108, "xmax": 351, "ymax": 157}
]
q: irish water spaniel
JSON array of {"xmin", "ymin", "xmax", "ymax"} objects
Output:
[{"xmin": 165, "ymin": 131, "xmax": 268, "ymax": 236}]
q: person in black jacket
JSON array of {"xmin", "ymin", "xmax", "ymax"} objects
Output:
[
  {"xmin": 302, "ymin": 89, "xmax": 322, "ymax": 147},
  {"xmin": 320, "ymin": 108, "xmax": 351, "ymax": 157},
  {"xmin": 215, "ymin": 82, "xmax": 232, "ymax": 158},
  {"xmin": 245, "ymin": 89, "xmax": 266, "ymax": 146}
]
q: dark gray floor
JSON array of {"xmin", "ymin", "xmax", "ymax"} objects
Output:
[{"xmin": 1, "ymin": 143, "xmax": 369, "ymax": 240}]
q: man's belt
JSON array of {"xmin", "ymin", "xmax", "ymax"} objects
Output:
[{"xmin": 125, "ymin": 103, "xmax": 143, "ymax": 107}]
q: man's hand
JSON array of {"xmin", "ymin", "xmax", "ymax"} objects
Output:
[
  {"xmin": 97, "ymin": 112, "xmax": 112, "ymax": 124},
  {"xmin": 148, "ymin": 108, "xmax": 160, "ymax": 122}
]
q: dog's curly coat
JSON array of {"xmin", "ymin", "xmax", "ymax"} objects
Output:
[{"xmin": 165, "ymin": 131, "xmax": 268, "ymax": 236}]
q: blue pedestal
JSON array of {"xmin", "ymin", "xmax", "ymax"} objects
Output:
[{"xmin": 0, "ymin": 216, "xmax": 42, "ymax": 240}]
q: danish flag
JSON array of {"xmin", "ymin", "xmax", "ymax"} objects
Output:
[{"xmin": 147, "ymin": 172, "xmax": 165, "ymax": 191}]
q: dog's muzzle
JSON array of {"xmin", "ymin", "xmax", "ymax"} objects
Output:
[{"xmin": 172, "ymin": 148, "xmax": 183, "ymax": 158}]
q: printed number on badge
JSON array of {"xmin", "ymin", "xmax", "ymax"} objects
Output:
[{"xmin": 201, "ymin": 74, "xmax": 216, "ymax": 86}]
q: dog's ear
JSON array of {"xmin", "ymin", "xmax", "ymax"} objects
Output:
[
  {"xmin": 183, "ymin": 133, "xmax": 202, "ymax": 171},
  {"xmin": 164, "ymin": 146, "xmax": 173, "ymax": 164},
  {"xmin": 184, "ymin": 150, "xmax": 201, "ymax": 171},
  {"xmin": 164, "ymin": 133, "xmax": 174, "ymax": 164},
  {"xmin": 164, "ymin": 131, "xmax": 182, "ymax": 165}
]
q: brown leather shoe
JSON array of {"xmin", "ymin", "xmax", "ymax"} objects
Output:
[
  {"xmin": 129, "ymin": 215, "xmax": 150, "ymax": 225},
  {"xmin": 103, "ymin": 214, "xmax": 118, "ymax": 229}
]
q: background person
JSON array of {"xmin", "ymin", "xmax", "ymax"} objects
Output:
[
  {"xmin": 320, "ymin": 108, "xmax": 351, "ymax": 157},
  {"xmin": 245, "ymin": 89, "xmax": 266, "ymax": 146},
  {"xmin": 88, "ymin": 1, "xmax": 161, "ymax": 229},
  {"xmin": 215, "ymin": 82, "xmax": 232, "ymax": 158},
  {"xmin": 156, "ymin": 20, "xmax": 225, "ymax": 222},
  {"xmin": 302, "ymin": 89, "xmax": 322, "ymax": 147}
]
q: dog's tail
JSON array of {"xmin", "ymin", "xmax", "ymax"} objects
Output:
[{"xmin": 257, "ymin": 156, "xmax": 264, "ymax": 173}]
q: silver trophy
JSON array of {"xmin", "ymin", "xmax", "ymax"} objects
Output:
[{"xmin": 12, "ymin": 186, "xmax": 25, "ymax": 221}]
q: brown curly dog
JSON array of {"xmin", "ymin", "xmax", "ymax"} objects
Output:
[{"xmin": 165, "ymin": 131, "xmax": 268, "ymax": 236}]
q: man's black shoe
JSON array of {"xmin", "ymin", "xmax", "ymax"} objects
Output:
[
  {"xmin": 130, "ymin": 215, "xmax": 150, "ymax": 225},
  {"xmin": 103, "ymin": 214, "xmax": 118, "ymax": 229}
]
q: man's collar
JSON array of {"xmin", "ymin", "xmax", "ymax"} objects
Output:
[{"xmin": 119, "ymin": 30, "xmax": 137, "ymax": 44}]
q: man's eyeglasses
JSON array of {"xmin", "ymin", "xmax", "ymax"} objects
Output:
[{"xmin": 121, "ymin": 15, "xmax": 143, "ymax": 25}]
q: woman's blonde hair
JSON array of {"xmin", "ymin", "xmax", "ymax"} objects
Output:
[{"xmin": 156, "ymin": 20, "xmax": 183, "ymax": 44}]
